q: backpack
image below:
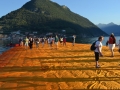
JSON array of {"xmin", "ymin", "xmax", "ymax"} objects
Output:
[
  {"xmin": 106, "ymin": 41, "xmax": 108, "ymax": 46},
  {"xmin": 90, "ymin": 41, "xmax": 97, "ymax": 51}
]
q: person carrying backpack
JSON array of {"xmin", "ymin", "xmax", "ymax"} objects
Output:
[{"xmin": 94, "ymin": 36, "xmax": 104, "ymax": 68}]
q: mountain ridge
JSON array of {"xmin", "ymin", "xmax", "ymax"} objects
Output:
[
  {"xmin": 97, "ymin": 22, "xmax": 120, "ymax": 35},
  {"xmin": 0, "ymin": 0, "xmax": 107, "ymax": 37}
]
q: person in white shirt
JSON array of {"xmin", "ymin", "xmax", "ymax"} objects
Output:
[
  {"xmin": 72, "ymin": 35, "xmax": 76, "ymax": 46},
  {"xmin": 24, "ymin": 37, "xmax": 29, "ymax": 49},
  {"xmin": 49, "ymin": 36, "xmax": 53, "ymax": 49},
  {"xmin": 94, "ymin": 36, "xmax": 104, "ymax": 68}
]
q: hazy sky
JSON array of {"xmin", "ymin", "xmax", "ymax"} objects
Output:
[{"xmin": 0, "ymin": 0, "xmax": 120, "ymax": 25}]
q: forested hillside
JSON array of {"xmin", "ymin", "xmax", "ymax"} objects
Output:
[{"xmin": 0, "ymin": 0, "xmax": 107, "ymax": 37}]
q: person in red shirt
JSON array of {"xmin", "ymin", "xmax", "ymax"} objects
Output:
[
  {"xmin": 108, "ymin": 33, "xmax": 116, "ymax": 57},
  {"xmin": 63, "ymin": 36, "xmax": 66, "ymax": 46}
]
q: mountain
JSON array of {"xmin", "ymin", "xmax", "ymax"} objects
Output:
[
  {"xmin": 0, "ymin": 0, "xmax": 107, "ymax": 37},
  {"xmin": 97, "ymin": 22, "xmax": 120, "ymax": 35}
]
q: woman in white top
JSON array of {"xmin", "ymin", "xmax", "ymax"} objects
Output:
[{"xmin": 94, "ymin": 36, "xmax": 104, "ymax": 68}]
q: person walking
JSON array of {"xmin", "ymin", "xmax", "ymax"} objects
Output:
[
  {"xmin": 41, "ymin": 37, "xmax": 45, "ymax": 48},
  {"xmin": 108, "ymin": 33, "xmax": 116, "ymax": 57},
  {"xmin": 94, "ymin": 36, "xmax": 104, "ymax": 68},
  {"xmin": 24, "ymin": 37, "xmax": 29, "ymax": 49},
  {"xmin": 60, "ymin": 36, "xmax": 63, "ymax": 45},
  {"xmin": 49, "ymin": 36, "xmax": 53, "ymax": 49},
  {"xmin": 35, "ymin": 37, "xmax": 40, "ymax": 49},
  {"xmin": 54, "ymin": 35, "xmax": 59, "ymax": 49},
  {"xmin": 63, "ymin": 36, "xmax": 66, "ymax": 46},
  {"xmin": 19, "ymin": 38, "xmax": 22, "ymax": 46},
  {"xmin": 29, "ymin": 37, "xmax": 33, "ymax": 49},
  {"xmin": 72, "ymin": 35, "xmax": 76, "ymax": 46},
  {"xmin": 47, "ymin": 37, "xmax": 51, "ymax": 47}
]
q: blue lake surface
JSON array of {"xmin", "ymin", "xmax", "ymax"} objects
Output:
[
  {"xmin": 0, "ymin": 39, "xmax": 11, "ymax": 54},
  {"xmin": 89, "ymin": 36, "xmax": 120, "ymax": 46},
  {"xmin": 0, "ymin": 47, "xmax": 11, "ymax": 54}
]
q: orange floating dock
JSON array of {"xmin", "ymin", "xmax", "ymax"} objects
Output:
[{"xmin": 0, "ymin": 42, "xmax": 120, "ymax": 90}]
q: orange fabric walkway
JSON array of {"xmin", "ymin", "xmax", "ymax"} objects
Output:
[{"xmin": 0, "ymin": 42, "xmax": 120, "ymax": 90}]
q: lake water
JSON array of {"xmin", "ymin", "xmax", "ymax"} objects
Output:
[
  {"xmin": 89, "ymin": 36, "xmax": 120, "ymax": 46},
  {"xmin": 0, "ymin": 39, "xmax": 11, "ymax": 54}
]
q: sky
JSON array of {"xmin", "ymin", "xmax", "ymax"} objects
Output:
[{"xmin": 0, "ymin": 0, "xmax": 120, "ymax": 25}]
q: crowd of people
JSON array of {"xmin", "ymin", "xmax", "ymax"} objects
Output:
[{"xmin": 18, "ymin": 35, "xmax": 76, "ymax": 50}]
